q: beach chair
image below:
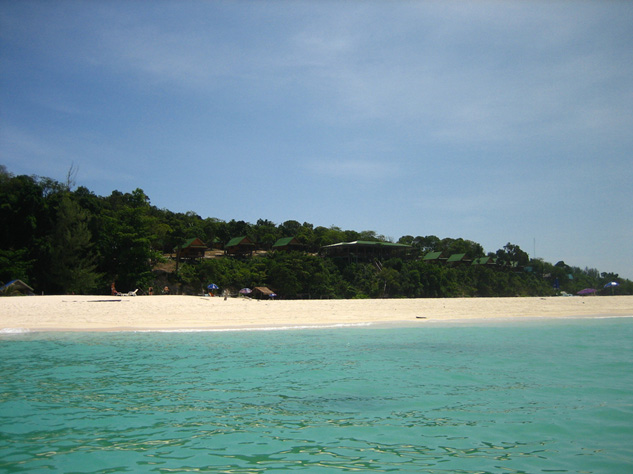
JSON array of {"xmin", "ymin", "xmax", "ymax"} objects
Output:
[{"xmin": 116, "ymin": 289, "xmax": 138, "ymax": 297}]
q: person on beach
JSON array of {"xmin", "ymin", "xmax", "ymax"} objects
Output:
[
  {"xmin": 111, "ymin": 282, "xmax": 117, "ymax": 296},
  {"xmin": 163, "ymin": 286, "xmax": 170, "ymax": 295}
]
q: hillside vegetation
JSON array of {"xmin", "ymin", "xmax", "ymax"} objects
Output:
[{"xmin": 2, "ymin": 166, "xmax": 631, "ymax": 298}]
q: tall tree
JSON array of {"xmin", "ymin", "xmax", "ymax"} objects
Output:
[
  {"xmin": 99, "ymin": 189, "xmax": 160, "ymax": 291},
  {"xmin": 49, "ymin": 195, "xmax": 100, "ymax": 294},
  {"xmin": 496, "ymin": 243, "xmax": 530, "ymax": 267}
]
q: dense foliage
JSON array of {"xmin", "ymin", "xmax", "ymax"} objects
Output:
[{"xmin": 2, "ymin": 166, "xmax": 631, "ymax": 297}]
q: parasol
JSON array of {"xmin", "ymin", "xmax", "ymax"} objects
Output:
[{"xmin": 577, "ymin": 288, "xmax": 596, "ymax": 296}]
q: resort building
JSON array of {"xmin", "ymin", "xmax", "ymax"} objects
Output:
[
  {"xmin": 422, "ymin": 251, "xmax": 447, "ymax": 263},
  {"xmin": 320, "ymin": 240, "xmax": 412, "ymax": 262},
  {"xmin": 176, "ymin": 238, "xmax": 207, "ymax": 260},
  {"xmin": 272, "ymin": 237, "xmax": 304, "ymax": 252},
  {"xmin": 225, "ymin": 236, "xmax": 256, "ymax": 257}
]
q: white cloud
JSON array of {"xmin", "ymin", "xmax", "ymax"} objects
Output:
[
  {"xmin": 28, "ymin": 1, "xmax": 627, "ymax": 152},
  {"xmin": 2, "ymin": 1, "xmax": 632, "ymax": 277}
]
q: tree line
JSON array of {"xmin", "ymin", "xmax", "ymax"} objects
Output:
[{"xmin": 1, "ymin": 165, "xmax": 631, "ymax": 297}]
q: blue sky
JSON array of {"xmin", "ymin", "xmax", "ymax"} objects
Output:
[{"xmin": 1, "ymin": 1, "xmax": 632, "ymax": 279}]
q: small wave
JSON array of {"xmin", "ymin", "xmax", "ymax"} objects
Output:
[
  {"xmin": 134, "ymin": 322, "xmax": 374, "ymax": 333},
  {"xmin": 591, "ymin": 315, "xmax": 633, "ymax": 319},
  {"xmin": 0, "ymin": 327, "xmax": 31, "ymax": 334}
]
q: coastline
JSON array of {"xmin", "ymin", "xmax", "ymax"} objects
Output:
[{"xmin": 1, "ymin": 294, "xmax": 632, "ymax": 332}]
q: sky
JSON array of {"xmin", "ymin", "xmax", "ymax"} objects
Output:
[{"xmin": 1, "ymin": 1, "xmax": 632, "ymax": 279}]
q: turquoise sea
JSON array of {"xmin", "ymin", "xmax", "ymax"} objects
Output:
[{"xmin": 1, "ymin": 318, "xmax": 632, "ymax": 473}]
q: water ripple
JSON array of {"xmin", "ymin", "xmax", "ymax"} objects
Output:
[{"xmin": 1, "ymin": 321, "xmax": 632, "ymax": 472}]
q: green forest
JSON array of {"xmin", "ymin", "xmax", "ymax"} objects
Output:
[{"xmin": 2, "ymin": 165, "xmax": 631, "ymax": 298}]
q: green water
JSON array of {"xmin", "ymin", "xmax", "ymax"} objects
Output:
[{"xmin": 1, "ymin": 318, "xmax": 632, "ymax": 473}]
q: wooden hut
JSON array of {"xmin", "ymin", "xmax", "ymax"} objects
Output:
[
  {"xmin": 225, "ymin": 236, "xmax": 256, "ymax": 257},
  {"xmin": 253, "ymin": 286, "xmax": 275, "ymax": 299},
  {"xmin": 0, "ymin": 279, "xmax": 35, "ymax": 296},
  {"xmin": 320, "ymin": 241, "xmax": 411, "ymax": 262},
  {"xmin": 177, "ymin": 238, "xmax": 207, "ymax": 260},
  {"xmin": 272, "ymin": 237, "xmax": 304, "ymax": 252}
]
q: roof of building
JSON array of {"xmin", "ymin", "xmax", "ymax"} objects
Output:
[
  {"xmin": 273, "ymin": 237, "xmax": 300, "ymax": 248},
  {"xmin": 322, "ymin": 240, "xmax": 410, "ymax": 249},
  {"xmin": 447, "ymin": 253, "xmax": 467, "ymax": 262},
  {"xmin": 226, "ymin": 236, "xmax": 254, "ymax": 247},
  {"xmin": 182, "ymin": 237, "xmax": 206, "ymax": 248},
  {"xmin": 253, "ymin": 286, "xmax": 275, "ymax": 295},
  {"xmin": 0, "ymin": 279, "xmax": 35, "ymax": 295},
  {"xmin": 423, "ymin": 251, "xmax": 444, "ymax": 260}
]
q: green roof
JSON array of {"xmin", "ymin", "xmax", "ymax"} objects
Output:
[
  {"xmin": 323, "ymin": 240, "xmax": 410, "ymax": 249},
  {"xmin": 182, "ymin": 237, "xmax": 206, "ymax": 248},
  {"xmin": 273, "ymin": 237, "xmax": 298, "ymax": 248},
  {"xmin": 423, "ymin": 251, "xmax": 443, "ymax": 260},
  {"xmin": 447, "ymin": 253, "xmax": 466, "ymax": 262},
  {"xmin": 226, "ymin": 236, "xmax": 253, "ymax": 247},
  {"xmin": 472, "ymin": 256, "xmax": 491, "ymax": 265}
]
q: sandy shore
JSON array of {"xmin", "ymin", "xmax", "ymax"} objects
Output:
[{"xmin": 1, "ymin": 294, "xmax": 632, "ymax": 332}]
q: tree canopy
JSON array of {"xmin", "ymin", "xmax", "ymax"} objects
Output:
[{"xmin": 1, "ymin": 166, "xmax": 631, "ymax": 297}]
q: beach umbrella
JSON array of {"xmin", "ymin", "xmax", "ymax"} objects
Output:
[
  {"xmin": 269, "ymin": 293, "xmax": 277, "ymax": 299},
  {"xmin": 207, "ymin": 283, "xmax": 219, "ymax": 290},
  {"xmin": 239, "ymin": 288, "xmax": 252, "ymax": 295},
  {"xmin": 604, "ymin": 281, "xmax": 619, "ymax": 295},
  {"xmin": 577, "ymin": 288, "xmax": 596, "ymax": 296}
]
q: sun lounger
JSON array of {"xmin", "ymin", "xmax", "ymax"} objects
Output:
[{"xmin": 116, "ymin": 289, "xmax": 138, "ymax": 297}]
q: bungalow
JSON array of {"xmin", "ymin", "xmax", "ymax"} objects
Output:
[
  {"xmin": 225, "ymin": 236, "xmax": 256, "ymax": 257},
  {"xmin": 0, "ymin": 279, "xmax": 35, "ymax": 296},
  {"xmin": 253, "ymin": 286, "xmax": 276, "ymax": 299},
  {"xmin": 177, "ymin": 238, "xmax": 207, "ymax": 260},
  {"xmin": 321, "ymin": 240, "xmax": 411, "ymax": 262},
  {"xmin": 272, "ymin": 237, "xmax": 304, "ymax": 252}
]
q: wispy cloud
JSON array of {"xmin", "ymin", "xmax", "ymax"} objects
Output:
[
  {"xmin": 30, "ymin": 1, "xmax": 628, "ymax": 152},
  {"xmin": 276, "ymin": 3, "xmax": 633, "ymax": 146},
  {"xmin": 2, "ymin": 1, "xmax": 632, "ymax": 277}
]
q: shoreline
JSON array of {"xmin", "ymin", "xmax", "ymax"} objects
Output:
[
  {"xmin": 5, "ymin": 315, "xmax": 632, "ymax": 335},
  {"xmin": 1, "ymin": 295, "xmax": 632, "ymax": 333}
]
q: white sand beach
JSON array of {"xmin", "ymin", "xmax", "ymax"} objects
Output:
[{"xmin": 1, "ymin": 295, "xmax": 632, "ymax": 332}]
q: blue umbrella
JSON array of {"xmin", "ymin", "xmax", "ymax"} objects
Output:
[
  {"xmin": 239, "ymin": 288, "xmax": 252, "ymax": 294},
  {"xmin": 207, "ymin": 283, "xmax": 219, "ymax": 290},
  {"xmin": 604, "ymin": 281, "xmax": 619, "ymax": 295}
]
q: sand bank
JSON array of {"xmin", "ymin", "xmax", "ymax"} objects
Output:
[{"xmin": 1, "ymin": 295, "xmax": 632, "ymax": 332}]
